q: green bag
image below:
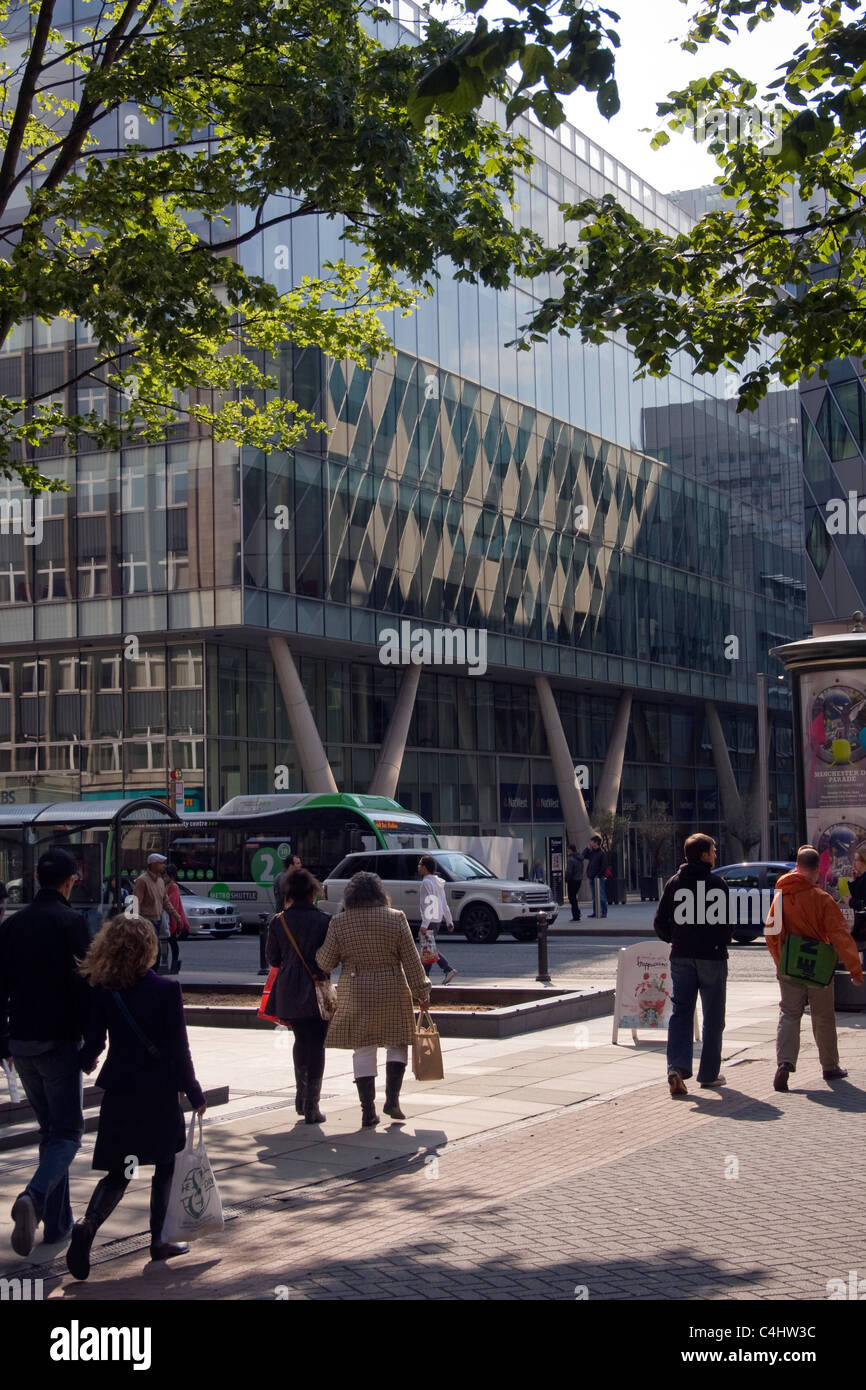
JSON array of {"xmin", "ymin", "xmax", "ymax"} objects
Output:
[{"xmin": 779, "ymin": 931, "xmax": 837, "ymax": 987}]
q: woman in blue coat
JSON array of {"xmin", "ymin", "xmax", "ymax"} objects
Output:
[{"xmin": 66, "ymin": 913, "xmax": 206, "ymax": 1281}]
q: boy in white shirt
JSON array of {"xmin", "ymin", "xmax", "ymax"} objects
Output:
[{"xmin": 417, "ymin": 856, "xmax": 458, "ymax": 984}]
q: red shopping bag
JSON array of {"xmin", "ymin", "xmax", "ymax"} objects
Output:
[{"xmin": 258, "ymin": 966, "xmax": 281, "ymax": 1024}]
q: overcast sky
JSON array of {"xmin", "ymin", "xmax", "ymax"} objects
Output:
[{"xmin": 560, "ymin": 0, "xmax": 815, "ymax": 193}]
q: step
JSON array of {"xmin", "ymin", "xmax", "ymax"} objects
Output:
[{"xmin": 0, "ymin": 1085, "xmax": 230, "ymax": 1153}]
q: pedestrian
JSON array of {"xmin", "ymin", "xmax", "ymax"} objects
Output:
[
  {"xmin": 766, "ymin": 845, "xmax": 864, "ymax": 1092},
  {"xmin": 132, "ymin": 854, "xmax": 181, "ymax": 972},
  {"xmin": 417, "ymin": 856, "xmax": 458, "ymax": 984},
  {"xmin": 583, "ymin": 834, "xmax": 609, "ymax": 918},
  {"xmin": 163, "ymin": 864, "xmax": 188, "ymax": 975},
  {"xmin": 66, "ymin": 912, "xmax": 207, "ymax": 1280},
  {"xmin": 531, "ymin": 859, "xmax": 544, "ymax": 883},
  {"xmin": 273, "ymin": 855, "xmax": 302, "ymax": 913},
  {"xmin": 316, "ymin": 872, "xmax": 430, "ymax": 1127},
  {"xmin": 565, "ymin": 843, "xmax": 582, "ymax": 921},
  {"xmin": 653, "ymin": 833, "xmax": 730, "ymax": 1096},
  {"xmin": 0, "ymin": 881, "xmax": 7, "ymax": 923},
  {"xmin": 0, "ymin": 847, "xmax": 90, "ymax": 1254},
  {"xmin": 843, "ymin": 848, "xmax": 866, "ymax": 945},
  {"xmin": 265, "ymin": 867, "xmax": 332, "ymax": 1125}
]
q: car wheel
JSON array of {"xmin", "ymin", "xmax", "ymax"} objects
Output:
[
  {"xmin": 460, "ymin": 904, "xmax": 500, "ymax": 944},
  {"xmin": 732, "ymin": 932, "xmax": 761, "ymax": 944},
  {"xmin": 511, "ymin": 927, "xmax": 538, "ymax": 942}
]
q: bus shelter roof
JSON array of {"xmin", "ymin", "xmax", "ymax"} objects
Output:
[{"xmin": 0, "ymin": 798, "xmax": 181, "ymax": 828}]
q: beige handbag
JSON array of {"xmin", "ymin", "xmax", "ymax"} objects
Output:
[{"xmin": 412, "ymin": 1005, "xmax": 444, "ymax": 1081}]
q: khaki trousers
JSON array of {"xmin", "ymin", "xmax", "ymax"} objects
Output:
[{"xmin": 776, "ymin": 976, "xmax": 839, "ymax": 1071}]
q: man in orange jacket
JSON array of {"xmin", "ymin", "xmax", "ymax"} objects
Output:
[{"xmin": 765, "ymin": 845, "xmax": 864, "ymax": 1091}]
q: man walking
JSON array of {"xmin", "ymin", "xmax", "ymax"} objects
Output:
[
  {"xmin": 132, "ymin": 853, "xmax": 181, "ymax": 971},
  {"xmin": 765, "ymin": 845, "xmax": 863, "ymax": 1091},
  {"xmin": 565, "ymin": 843, "xmax": 582, "ymax": 921},
  {"xmin": 417, "ymin": 856, "xmax": 458, "ymax": 984},
  {"xmin": 583, "ymin": 834, "xmax": 608, "ymax": 918},
  {"xmin": 0, "ymin": 848, "xmax": 90, "ymax": 1254},
  {"xmin": 654, "ymin": 833, "xmax": 730, "ymax": 1096}
]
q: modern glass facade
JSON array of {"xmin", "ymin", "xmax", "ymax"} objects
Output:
[
  {"xmin": 801, "ymin": 360, "xmax": 866, "ymax": 622},
  {"xmin": 0, "ymin": 0, "xmax": 807, "ymax": 880}
]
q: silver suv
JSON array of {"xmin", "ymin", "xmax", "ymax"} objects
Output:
[{"xmin": 321, "ymin": 849, "xmax": 559, "ymax": 944}]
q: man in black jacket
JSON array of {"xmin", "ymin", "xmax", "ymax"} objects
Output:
[
  {"xmin": 583, "ymin": 835, "xmax": 609, "ymax": 918},
  {"xmin": 654, "ymin": 833, "xmax": 731, "ymax": 1097},
  {"xmin": 565, "ymin": 844, "xmax": 582, "ymax": 921},
  {"xmin": 0, "ymin": 847, "xmax": 90, "ymax": 1255}
]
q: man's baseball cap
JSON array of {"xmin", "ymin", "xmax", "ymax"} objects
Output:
[{"xmin": 147, "ymin": 853, "xmax": 168, "ymax": 865}]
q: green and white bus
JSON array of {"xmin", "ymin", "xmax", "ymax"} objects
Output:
[{"xmin": 167, "ymin": 792, "xmax": 438, "ymax": 928}]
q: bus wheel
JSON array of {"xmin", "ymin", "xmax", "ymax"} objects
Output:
[{"xmin": 460, "ymin": 905, "xmax": 500, "ymax": 944}]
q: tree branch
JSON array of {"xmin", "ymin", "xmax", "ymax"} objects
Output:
[{"xmin": 0, "ymin": 0, "xmax": 58, "ymax": 216}]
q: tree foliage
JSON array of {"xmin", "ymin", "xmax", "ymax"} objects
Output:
[
  {"xmin": 416, "ymin": 0, "xmax": 866, "ymax": 413},
  {"xmin": 0, "ymin": 0, "xmax": 557, "ymax": 488}
]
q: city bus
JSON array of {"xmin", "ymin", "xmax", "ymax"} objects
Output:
[{"xmin": 166, "ymin": 792, "xmax": 439, "ymax": 928}]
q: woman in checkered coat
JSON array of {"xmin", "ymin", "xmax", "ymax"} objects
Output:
[{"xmin": 316, "ymin": 872, "xmax": 430, "ymax": 1128}]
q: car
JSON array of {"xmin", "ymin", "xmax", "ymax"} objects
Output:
[
  {"xmin": 715, "ymin": 861, "xmax": 796, "ymax": 943},
  {"xmin": 118, "ymin": 883, "xmax": 241, "ymax": 937},
  {"xmin": 321, "ymin": 849, "xmax": 559, "ymax": 945}
]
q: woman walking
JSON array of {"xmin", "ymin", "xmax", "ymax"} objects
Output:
[
  {"xmin": 163, "ymin": 863, "xmax": 189, "ymax": 975},
  {"xmin": 265, "ymin": 866, "xmax": 332, "ymax": 1125},
  {"xmin": 66, "ymin": 914, "xmax": 206, "ymax": 1281},
  {"xmin": 316, "ymin": 871, "xmax": 430, "ymax": 1127}
]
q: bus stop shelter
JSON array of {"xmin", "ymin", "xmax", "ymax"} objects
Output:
[{"xmin": 0, "ymin": 799, "xmax": 181, "ymax": 932}]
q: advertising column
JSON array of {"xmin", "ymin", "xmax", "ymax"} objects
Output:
[{"xmin": 773, "ymin": 618, "xmax": 866, "ymax": 905}]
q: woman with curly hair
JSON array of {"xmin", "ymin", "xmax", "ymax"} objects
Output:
[{"xmin": 65, "ymin": 913, "xmax": 206, "ymax": 1281}]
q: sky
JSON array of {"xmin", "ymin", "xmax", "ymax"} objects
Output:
[{"xmin": 558, "ymin": 0, "xmax": 815, "ymax": 193}]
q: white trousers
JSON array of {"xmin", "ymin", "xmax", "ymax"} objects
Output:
[{"xmin": 352, "ymin": 1045, "xmax": 408, "ymax": 1079}]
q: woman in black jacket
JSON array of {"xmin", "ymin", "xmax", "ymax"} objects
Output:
[
  {"xmin": 66, "ymin": 913, "xmax": 206, "ymax": 1281},
  {"xmin": 845, "ymin": 849, "xmax": 866, "ymax": 944},
  {"xmin": 266, "ymin": 867, "xmax": 332, "ymax": 1125}
]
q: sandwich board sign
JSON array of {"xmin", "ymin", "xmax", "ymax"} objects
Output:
[{"xmin": 612, "ymin": 940, "xmax": 700, "ymax": 1044}]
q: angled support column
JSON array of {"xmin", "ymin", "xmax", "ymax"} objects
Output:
[
  {"xmin": 534, "ymin": 675, "xmax": 592, "ymax": 848},
  {"xmin": 268, "ymin": 635, "xmax": 338, "ymax": 793},
  {"xmin": 704, "ymin": 700, "xmax": 745, "ymax": 861},
  {"xmin": 595, "ymin": 690, "xmax": 633, "ymax": 818},
  {"xmin": 368, "ymin": 664, "xmax": 422, "ymax": 798}
]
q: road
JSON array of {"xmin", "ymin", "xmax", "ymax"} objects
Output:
[{"xmin": 178, "ymin": 921, "xmax": 778, "ymax": 987}]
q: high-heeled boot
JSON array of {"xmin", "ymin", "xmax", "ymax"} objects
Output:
[
  {"xmin": 304, "ymin": 1076, "xmax": 326, "ymax": 1125},
  {"xmin": 354, "ymin": 1076, "xmax": 379, "ymax": 1128},
  {"xmin": 383, "ymin": 1061, "xmax": 407, "ymax": 1119},
  {"xmin": 66, "ymin": 1173, "xmax": 128, "ymax": 1280},
  {"xmin": 294, "ymin": 1064, "xmax": 308, "ymax": 1116}
]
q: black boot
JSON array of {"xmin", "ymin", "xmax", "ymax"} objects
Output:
[
  {"xmin": 304, "ymin": 1076, "xmax": 326, "ymax": 1125},
  {"xmin": 294, "ymin": 1065, "xmax": 308, "ymax": 1116},
  {"xmin": 355, "ymin": 1076, "xmax": 379, "ymax": 1128},
  {"xmin": 66, "ymin": 1173, "xmax": 129, "ymax": 1281},
  {"xmin": 148, "ymin": 1160, "xmax": 188, "ymax": 1260},
  {"xmin": 383, "ymin": 1061, "xmax": 407, "ymax": 1120}
]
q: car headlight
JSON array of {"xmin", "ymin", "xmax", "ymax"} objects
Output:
[{"xmin": 501, "ymin": 890, "xmax": 524, "ymax": 904}]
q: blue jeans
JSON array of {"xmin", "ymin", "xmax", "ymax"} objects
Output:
[
  {"xmin": 589, "ymin": 878, "xmax": 607, "ymax": 917},
  {"xmin": 667, "ymin": 958, "xmax": 728, "ymax": 1084},
  {"xmin": 13, "ymin": 1043, "xmax": 84, "ymax": 1240}
]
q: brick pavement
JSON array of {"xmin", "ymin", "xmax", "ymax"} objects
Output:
[{"xmin": 35, "ymin": 1029, "xmax": 866, "ymax": 1302}]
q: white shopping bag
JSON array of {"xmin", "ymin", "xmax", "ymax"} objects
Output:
[
  {"xmin": 2, "ymin": 1059, "xmax": 21, "ymax": 1104},
  {"xmin": 161, "ymin": 1113, "xmax": 224, "ymax": 1244}
]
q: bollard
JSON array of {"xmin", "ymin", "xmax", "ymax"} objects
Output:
[
  {"xmin": 593, "ymin": 878, "xmax": 602, "ymax": 918},
  {"xmin": 258, "ymin": 913, "xmax": 270, "ymax": 975},
  {"xmin": 536, "ymin": 921, "xmax": 552, "ymax": 985}
]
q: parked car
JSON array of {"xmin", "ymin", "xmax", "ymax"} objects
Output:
[
  {"xmin": 321, "ymin": 849, "xmax": 558, "ymax": 944},
  {"xmin": 715, "ymin": 861, "xmax": 796, "ymax": 943},
  {"xmin": 118, "ymin": 882, "xmax": 240, "ymax": 937}
]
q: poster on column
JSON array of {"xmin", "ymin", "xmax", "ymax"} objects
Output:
[{"xmin": 800, "ymin": 668, "xmax": 866, "ymax": 902}]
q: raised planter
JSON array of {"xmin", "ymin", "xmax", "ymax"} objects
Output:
[{"xmin": 181, "ymin": 983, "xmax": 615, "ymax": 1039}]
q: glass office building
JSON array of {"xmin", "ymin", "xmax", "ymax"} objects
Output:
[{"xmin": 0, "ymin": 0, "xmax": 807, "ymax": 880}]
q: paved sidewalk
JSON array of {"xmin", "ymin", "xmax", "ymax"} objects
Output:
[{"xmin": 1, "ymin": 977, "xmax": 825, "ymax": 1298}]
